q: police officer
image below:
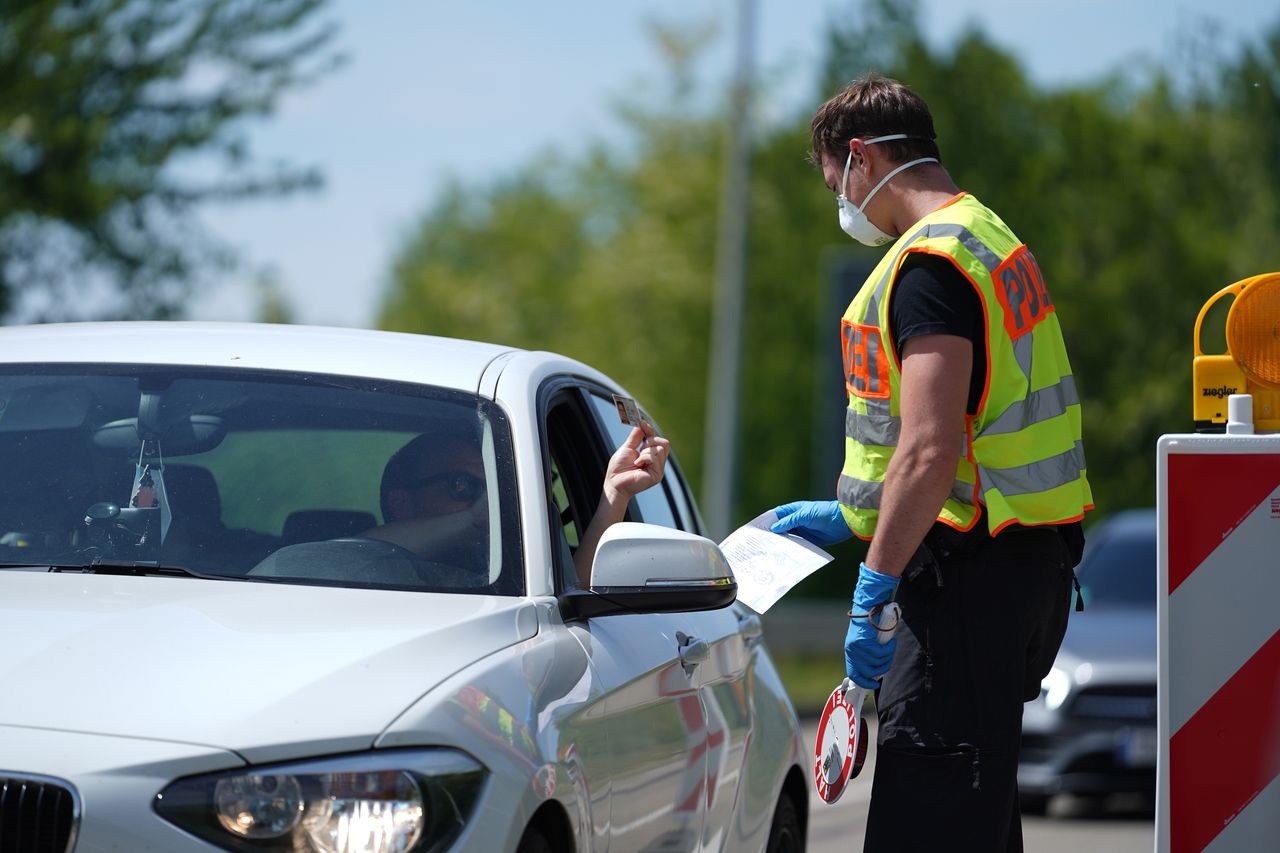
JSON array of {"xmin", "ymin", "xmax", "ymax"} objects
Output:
[{"xmin": 772, "ymin": 74, "xmax": 1092, "ymax": 852}]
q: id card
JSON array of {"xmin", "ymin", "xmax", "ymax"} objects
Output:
[{"xmin": 612, "ymin": 393, "xmax": 643, "ymax": 426}]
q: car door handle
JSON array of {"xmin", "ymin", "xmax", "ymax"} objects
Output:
[{"xmin": 677, "ymin": 631, "xmax": 709, "ymax": 674}]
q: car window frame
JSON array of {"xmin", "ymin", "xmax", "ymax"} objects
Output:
[{"xmin": 536, "ymin": 378, "xmax": 617, "ymax": 594}]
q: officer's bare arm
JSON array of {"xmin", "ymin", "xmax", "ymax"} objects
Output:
[{"xmin": 865, "ymin": 333, "xmax": 972, "ymax": 577}]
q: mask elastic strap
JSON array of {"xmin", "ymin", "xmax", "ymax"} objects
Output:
[
  {"xmin": 841, "ymin": 134, "xmax": 919, "ymax": 192},
  {"xmin": 862, "ymin": 133, "xmax": 910, "ymax": 145},
  {"xmin": 857, "ymin": 157, "xmax": 939, "ymax": 214}
]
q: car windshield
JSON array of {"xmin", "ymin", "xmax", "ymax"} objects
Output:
[
  {"xmin": 0, "ymin": 364, "xmax": 521, "ymax": 595},
  {"xmin": 1076, "ymin": 523, "xmax": 1156, "ymax": 609}
]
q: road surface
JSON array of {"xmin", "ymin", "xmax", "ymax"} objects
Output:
[{"xmin": 801, "ymin": 716, "xmax": 1154, "ymax": 852}]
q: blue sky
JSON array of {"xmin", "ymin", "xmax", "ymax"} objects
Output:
[{"xmin": 190, "ymin": 0, "xmax": 1279, "ymax": 327}]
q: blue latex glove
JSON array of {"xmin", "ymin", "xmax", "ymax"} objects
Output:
[
  {"xmin": 845, "ymin": 562, "xmax": 901, "ymax": 689},
  {"xmin": 770, "ymin": 500, "xmax": 854, "ymax": 546}
]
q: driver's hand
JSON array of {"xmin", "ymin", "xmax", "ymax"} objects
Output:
[{"xmin": 603, "ymin": 423, "xmax": 669, "ymax": 503}]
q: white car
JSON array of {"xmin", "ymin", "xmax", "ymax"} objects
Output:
[{"xmin": 0, "ymin": 322, "xmax": 808, "ymax": 853}]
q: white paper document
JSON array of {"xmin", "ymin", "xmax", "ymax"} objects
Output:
[{"xmin": 719, "ymin": 510, "xmax": 834, "ymax": 613}]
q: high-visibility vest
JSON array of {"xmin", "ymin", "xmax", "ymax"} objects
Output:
[{"xmin": 838, "ymin": 193, "xmax": 1093, "ymax": 537}]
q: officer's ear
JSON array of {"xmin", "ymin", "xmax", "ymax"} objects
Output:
[{"xmin": 848, "ymin": 137, "xmax": 871, "ymax": 173}]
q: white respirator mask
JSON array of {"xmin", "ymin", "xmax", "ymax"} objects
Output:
[{"xmin": 837, "ymin": 133, "xmax": 938, "ymax": 246}]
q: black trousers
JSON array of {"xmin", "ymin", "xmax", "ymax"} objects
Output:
[{"xmin": 863, "ymin": 524, "xmax": 1075, "ymax": 853}]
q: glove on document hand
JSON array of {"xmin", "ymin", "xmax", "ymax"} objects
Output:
[{"xmin": 770, "ymin": 500, "xmax": 853, "ymax": 547}]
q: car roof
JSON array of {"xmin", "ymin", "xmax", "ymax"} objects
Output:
[{"xmin": 0, "ymin": 322, "xmax": 522, "ymax": 392}]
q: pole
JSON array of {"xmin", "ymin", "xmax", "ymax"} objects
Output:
[{"xmin": 701, "ymin": 0, "xmax": 756, "ymax": 540}]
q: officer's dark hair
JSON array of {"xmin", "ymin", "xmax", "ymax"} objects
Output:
[{"xmin": 810, "ymin": 73, "xmax": 941, "ymax": 168}]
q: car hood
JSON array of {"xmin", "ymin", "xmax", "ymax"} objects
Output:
[
  {"xmin": 0, "ymin": 572, "xmax": 537, "ymax": 762},
  {"xmin": 1058, "ymin": 605, "xmax": 1156, "ymax": 672}
]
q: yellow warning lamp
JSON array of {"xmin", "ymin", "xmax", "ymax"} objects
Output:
[{"xmin": 1193, "ymin": 272, "xmax": 1280, "ymax": 432}]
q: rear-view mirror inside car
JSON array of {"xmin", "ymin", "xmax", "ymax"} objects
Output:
[{"xmin": 92, "ymin": 415, "xmax": 227, "ymax": 456}]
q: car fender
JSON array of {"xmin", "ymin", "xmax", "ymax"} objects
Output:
[{"xmin": 377, "ymin": 600, "xmax": 608, "ymax": 852}]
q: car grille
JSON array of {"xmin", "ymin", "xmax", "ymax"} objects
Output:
[
  {"xmin": 1068, "ymin": 686, "xmax": 1157, "ymax": 721},
  {"xmin": 0, "ymin": 774, "xmax": 79, "ymax": 853}
]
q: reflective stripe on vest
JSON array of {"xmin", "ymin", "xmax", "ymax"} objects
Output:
[
  {"xmin": 979, "ymin": 375, "xmax": 1080, "ymax": 437},
  {"xmin": 977, "ymin": 439, "xmax": 1087, "ymax": 497},
  {"xmin": 838, "ymin": 471, "xmax": 976, "ymax": 511},
  {"xmin": 845, "ymin": 398, "xmax": 899, "ymax": 446}
]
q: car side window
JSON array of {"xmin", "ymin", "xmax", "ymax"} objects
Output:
[
  {"xmin": 664, "ymin": 463, "xmax": 700, "ymax": 535},
  {"xmin": 548, "ymin": 455, "xmax": 580, "ymax": 550},
  {"xmin": 544, "ymin": 391, "xmax": 609, "ymax": 591},
  {"xmin": 586, "ymin": 392, "xmax": 681, "ymax": 530}
]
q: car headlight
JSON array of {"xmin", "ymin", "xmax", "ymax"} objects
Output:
[
  {"xmin": 155, "ymin": 749, "xmax": 485, "ymax": 853},
  {"xmin": 1040, "ymin": 666, "xmax": 1072, "ymax": 711}
]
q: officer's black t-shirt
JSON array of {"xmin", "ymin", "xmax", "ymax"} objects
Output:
[
  {"xmin": 886, "ymin": 251, "xmax": 1085, "ymax": 562},
  {"xmin": 888, "ymin": 252, "xmax": 985, "ymax": 415}
]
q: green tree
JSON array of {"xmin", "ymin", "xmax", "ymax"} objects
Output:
[{"xmin": 0, "ymin": 0, "xmax": 339, "ymax": 320}]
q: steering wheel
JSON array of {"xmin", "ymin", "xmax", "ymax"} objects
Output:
[{"xmin": 249, "ymin": 536, "xmax": 485, "ymax": 589}]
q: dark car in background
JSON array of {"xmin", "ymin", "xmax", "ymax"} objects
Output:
[{"xmin": 1019, "ymin": 508, "xmax": 1158, "ymax": 813}]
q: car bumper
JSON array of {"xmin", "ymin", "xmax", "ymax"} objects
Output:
[{"xmin": 1019, "ymin": 725, "xmax": 1156, "ymax": 797}]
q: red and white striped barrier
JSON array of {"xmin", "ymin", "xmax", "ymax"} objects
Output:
[{"xmin": 1157, "ymin": 432, "xmax": 1280, "ymax": 852}]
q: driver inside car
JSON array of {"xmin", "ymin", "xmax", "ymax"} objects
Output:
[
  {"xmin": 362, "ymin": 422, "xmax": 670, "ymax": 588},
  {"xmin": 360, "ymin": 431, "xmax": 491, "ymax": 574}
]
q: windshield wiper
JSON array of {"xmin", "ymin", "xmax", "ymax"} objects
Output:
[{"xmin": 42, "ymin": 560, "xmax": 224, "ymax": 579}]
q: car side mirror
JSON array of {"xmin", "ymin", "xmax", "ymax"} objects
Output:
[{"xmin": 558, "ymin": 522, "xmax": 737, "ymax": 620}]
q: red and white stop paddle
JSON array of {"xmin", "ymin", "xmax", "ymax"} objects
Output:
[{"xmin": 813, "ymin": 601, "xmax": 901, "ymax": 804}]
